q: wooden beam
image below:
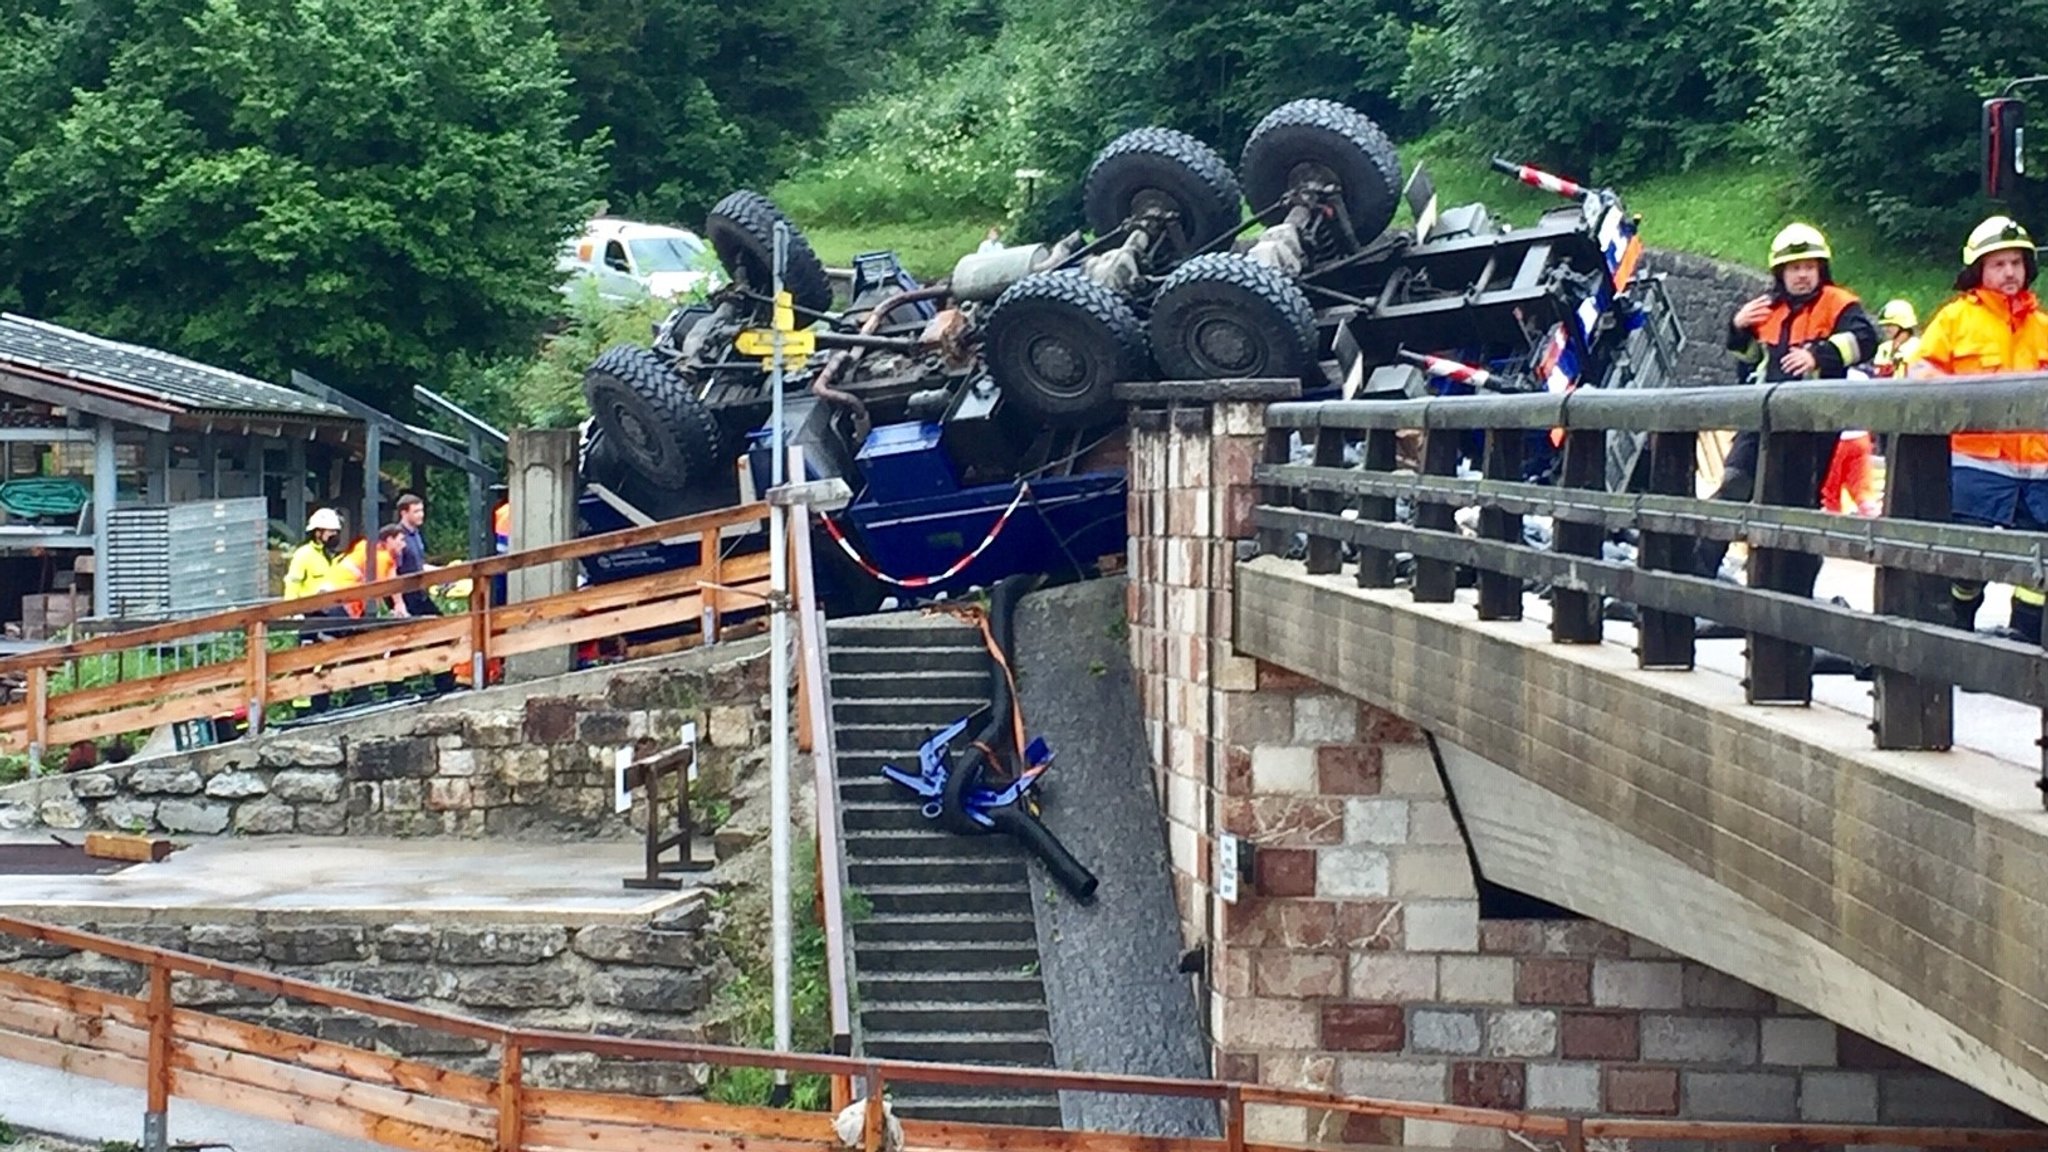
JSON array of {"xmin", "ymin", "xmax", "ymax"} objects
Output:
[
  {"xmin": 83, "ymin": 832, "xmax": 174, "ymax": 863},
  {"xmin": 172, "ymin": 1009, "xmax": 495, "ymax": 1107},
  {"xmin": 292, "ymin": 371, "xmax": 496, "ymax": 480},
  {"xmin": 0, "ymin": 366, "xmax": 175, "ymax": 431}
]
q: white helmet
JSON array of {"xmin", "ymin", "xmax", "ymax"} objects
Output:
[{"xmin": 306, "ymin": 508, "xmax": 343, "ymax": 533}]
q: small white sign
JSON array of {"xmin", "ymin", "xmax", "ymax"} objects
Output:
[
  {"xmin": 681, "ymin": 722, "xmax": 699, "ymax": 783},
  {"xmin": 613, "ymin": 746, "xmax": 635, "ymax": 814},
  {"xmin": 1217, "ymin": 833, "xmax": 1241, "ymax": 904}
]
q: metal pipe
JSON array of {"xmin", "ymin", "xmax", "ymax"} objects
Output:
[
  {"xmin": 768, "ymin": 223, "xmax": 793, "ymax": 1092},
  {"xmin": 812, "ymin": 332, "xmax": 925, "ymax": 352},
  {"xmin": 809, "ymin": 283, "xmax": 954, "ymax": 443}
]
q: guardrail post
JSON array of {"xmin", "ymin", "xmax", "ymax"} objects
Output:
[
  {"xmin": 1551, "ymin": 430, "xmax": 1605, "ymax": 643},
  {"xmin": 1411, "ymin": 429, "xmax": 1462, "ymax": 603},
  {"xmin": 468, "ymin": 579, "xmax": 492, "ymax": 690},
  {"xmin": 862, "ymin": 1065, "xmax": 886, "ymax": 1152},
  {"xmin": 497, "ymin": 1038, "xmax": 524, "ymax": 1151},
  {"xmin": 1224, "ymin": 1084, "xmax": 1246, "ymax": 1152},
  {"xmin": 1257, "ymin": 427, "xmax": 1294, "ymax": 558},
  {"xmin": 25, "ymin": 665, "xmax": 47, "ymax": 765},
  {"xmin": 1637, "ymin": 431, "xmax": 1698, "ymax": 669},
  {"xmin": 1305, "ymin": 426, "xmax": 1347, "ymax": 576},
  {"xmin": 1873, "ymin": 433, "xmax": 1954, "ymax": 749},
  {"xmin": 144, "ymin": 961, "xmax": 170, "ymax": 1152},
  {"xmin": 1355, "ymin": 428, "xmax": 1399, "ymax": 588},
  {"xmin": 243, "ymin": 621, "xmax": 267, "ymax": 737},
  {"xmin": 1477, "ymin": 426, "xmax": 1525, "ymax": 620},
  {"xmin": 1748, "ymin": 429, "xmax": 1827, "ymax": 704}
]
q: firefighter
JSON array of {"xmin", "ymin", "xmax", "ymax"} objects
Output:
[
  {"xmin": 281, "ymin": 508, "xmax": 349, "ymax": 713},
  {"xmin": 1872, "ymin": 299, "xmax": 1920, "ymax": 377},
  {"xmin": 1908, "ymin": 215, "xmax": 2048, "ymax": 643},
  {"xmin": 1696, "ymin": 223, "xmax": 1880, "ymax": 578}
]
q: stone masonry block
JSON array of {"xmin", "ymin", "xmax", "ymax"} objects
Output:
[
  {"xmin": 1410, "ymin": 1009, "xmax": 1482, "ymax": 1056},
  {"xmin": 1438, "ymin": 956, "xmax": 1515, "ymax": 1004},
  {"xmin": 1683, "ymin": 1071, "xmax": 1799, "ymax": 1121},
  {"xmin": 1336, "ymin": 1057, "xmax": 1447, "ymax": 1103},
  {"xmin": 1450, "ymin": 1061, "xmax": 1525, "ymax": 1110},
  {"xmin": 524, "ymin": 697, "xmax": 579, "ymax": 744},
  {"xmin": 1255, "ymin": 847, "xmax": 1315, "ymax": 898},
  {"xmin": 1402, "ymin": 1119, "xmax": 1507, "ymax": 1150},
  {"xmin": 1223, "ymin": 797, "xmax": 1345, "ymax": 847},
  {"xmin": 1322, "ymin": 1003, "xmax": 1405, "ymax": 1052},
  {"xmin": 1222, "ymin": 997, "xmax": 1319, "ymax": 1050},
  {"xmin": 1761, "ymin": 1017, "xmax": 1838, "ymax": 1067},
  {"xmin": 1591, "ymin": 959, "xmax": 1683, "ymax": 1009},
  {"xmin": 1682, "ymin": 965, "xmax": 1775, "ymax": 1012},
  {"xmin": 1407, "ymin": 800, "xmax": 1463, "ymax": 845},
  {"xmin": 1220, "ymin": 692, "xmax": 1294, "ymax": 748},
  {"xmin": 1242, "ymin": 1103, "xmax": 1307, "ymax": 1145},
  {"xmin": 1403, "ymin": 901, "xmax": 1479, "ymax": 954},
  {"xmin": 1254, "ymin": 952, "xmax": 1346, "ymax": 999},
  {"xmin": 1251, "ymin": 746, "xmax": 1316, "ymax": 794},
  {"xmin": 1335, "ymin": 901, "xmax": 1403, "ymax": 951},
  {"xmin": 1525, "ymin": 1063, "xmax": 1601, "ymax": 1112},
  {"xmin": 1604, "ymin": 1067, "xmax": 1679, "ymax": 1116},
  {"xmin": 1259, "ymin": 1053, "xmax": 1337, "ymax": 1093},
  {"xmin": 1316, "ymin": 745, "xmax": 1381, "ymax": 795},
  {"xmin": 1641, "ymin": 1015, "xmax": 1758, "ymax": 1065},
  {"xmin": 1344, "ymin": 799, "xmax": 1409, "ymax": 844},
  {"xmin": 1514, "ymin": 959, "xmax": 1591, "ymax": 1006},
  {"xmin": 1485, "ymin": 1010, "xmax": 1558, "ymax": 1058},
  {"xmin": 1293, "ymin": 695, "xmax": 1358, "ymax": 743},
  {"xmin": 1316, "ymin": 847, "xmax": 1390, "ymax": 898},
  {"xmin": 1799, "ymin": 1071, "xmax": 1879, "ymax": 1123},
  {"xmin": 1380, "ymin": 745, "xmax": 1441, "ymax": 797},
  {"xmin": 1349, "ymin": 953, "xmax": 1437, "ymax": 1002},
  {"xmin": 1878, "ymin": 1074, "xmax": 2015, "ymax": 1126},
  {"xmin": 1560, "ymin": 1011, "xmax": 1638, "ymax": 1061},
  {"xmin": 1392, "ymin": 848, "xmax": 1477, "ymax": 900}
]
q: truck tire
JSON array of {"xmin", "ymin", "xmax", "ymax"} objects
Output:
[
  {"xmin": 705, "ymin": 190, "xmax": 833, "ymax": 317},
  {"xmin": 985, "ymin": 272, "xmax": 1146, "ymax": 429},
  {"xmin": 1241, "ymin": 99, "xmax": 1401, "ymax": 240},
  {"xmin": 1083, "ymin": 127, "xmax": 1242, "ymax": 266},
  {"xmin": 1150, "ymin": 253, "xmax": 1317, "ymax": 381},
  {"xmin": 582, "ymin": 344, "xmax": 725, "ymax": 491}
]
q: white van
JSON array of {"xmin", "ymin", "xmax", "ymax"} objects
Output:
[{"xmin": 557, "ymin": 218, "xmax": 723, "ymax": 304}]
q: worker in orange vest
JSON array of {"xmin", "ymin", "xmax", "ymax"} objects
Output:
[
  {"xmin": 1695, "ymin": 223, "xmax": 1879, "ymax": 582},
  {"xmin": 1909, "ymin": 215, "xmax": 2048, "ymax": 642},
  {"xmin": 333, "ymin": 525, "xmax": 409, "ymax": 618}
]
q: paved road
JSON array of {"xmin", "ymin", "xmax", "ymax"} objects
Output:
[{"xmin": 0, "ymin": 1055, "xmax": 383, "ymax": 1151}]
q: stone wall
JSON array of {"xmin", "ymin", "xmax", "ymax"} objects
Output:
[
  {"xmin": 1641, "ymin": 248, "xmax": 1771, "ymax": 387},
  {"xmin": 0, "ymin": 904, "xmax": 723, "ymax": 1094},
  {"xmin": 1124, "ymin": 402, "xmax": 2027, "ymax": 1146},
  {"xmin": 0, "ymin": 637, "xmax": 771, "ymax": 839}
]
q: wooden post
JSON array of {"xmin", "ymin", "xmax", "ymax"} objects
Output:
[
  {"xmin": 496, "ymin": 1039, "xmax": 524, "ymax": 1152},
  {"xmin": 701, "ymin": 535, "xmax": 725, "ymax": 644},
  {"xmin": 244, "ymin": 621, "xmax": 268, "ymax": 737},
  {"xmin": 1354, "ymin": 429, "xmax": 1399, "ymax": 588},
  {"xmin": 1564, "ymin": 1116, "xmax": 1586, "ymax": 1152},
  {"xmin": 1873, "ymin": 433, "xmax": 1954, "ymax": 748},
  {"xmin": 360, "ymin": 424, "xmax": 382, "ymax": 552},
  {"xmin": 1410, "ymin": 430, "xmax": 1462, "ymax": 603},
  {"xmin": 25, "ymin": 665, "xmax": 47, "ymax": 766},
  {"xmin": 1476, "ymin": 427, "xmax": 1526, "ymax": 621},
  {"xmin": 1748, "ymin": 429, "xmax": 1826, "ymax": 704},
  {"xmin": 1550, "ymin": 430, "xmax": 1605, "ymax": 643},
  {"xmin": 862, "ymin": 1066, "xmax": 886, "ymax": 1152},
  {"xmin": 1304, "ymin": 426, "xmax": 1346, "ymax": 576},
  {"xmin": 468, "ymin": 580, "xmax": 492, "ymax": 691},
  {"xmin": 1637, "ymin": 431, "xmax": 1698, "ymax": 669},
  {"xmin": 1224, "ymin": 1084, "xmax": 1246, "ymax": 1152},
  {"xmin": 144, "ymin": 962, "xmax": 171, "ymax": 1152}
]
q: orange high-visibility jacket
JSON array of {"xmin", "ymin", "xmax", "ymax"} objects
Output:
[{"xmin": 1914, "ymin": 289, "xmax": 2048, "ymax": 470}]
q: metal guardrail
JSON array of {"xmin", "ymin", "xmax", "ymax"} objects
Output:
[
  {"xmin": 2, "ymin": 915, "xmax": 2044, "ymax": 1151},
  {"xmin": 1253, "ymin": 376, "xmax": 2048, "ymax": 794}
]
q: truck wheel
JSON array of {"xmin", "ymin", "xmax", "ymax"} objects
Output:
[
  {"xmin": 705, "ymin": 190, "xmax": 833, "ymax": 318},
  {"xmin": 1241, "ymin": 99, "xmax": 1401, "ymax": 240},
  {"xmin": 1083, "ymin": 127, "xmax": 1242, "ymax": 266},
  {"xmin": 985, "ymin": 272, "xmax": 1146, "ymax": 428},
  {"xmin": 582, "ymin": 345, "xmax": 725, "ymax": 491},
  {"xmin": 1150, "ymin": 253, "xmax": 1317, "ymax": 381}
]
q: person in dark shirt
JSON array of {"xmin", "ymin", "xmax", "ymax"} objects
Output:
[{"xmin": 393, "ymin": 492, "xmax": 458, "ymax": 694}]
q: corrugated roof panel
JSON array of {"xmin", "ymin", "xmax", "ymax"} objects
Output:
[{"xmin": 0, "ymin": 313, "xmax": 348, "ymax": 420}]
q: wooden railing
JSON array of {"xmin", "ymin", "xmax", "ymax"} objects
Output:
[
  {"xmin": 0, "ymin": 503, "xmax": 774, "ymax": 760},
  {"xmin": 1, "ymin": 916, "xmax": 2043, "ymax": 1151},
  {"xmin": 1256, "ymin": 375, "xmax": 2048, "ymax": 784}
]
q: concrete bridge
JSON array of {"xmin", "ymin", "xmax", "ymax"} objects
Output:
[{"xmin": 1122, "ymin": 383, "xmax": 2048, "ymax": 1141}]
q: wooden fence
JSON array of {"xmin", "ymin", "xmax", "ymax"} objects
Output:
[
  {"xmin": 1, "ymin": 916, "xmax": 2043, "ymax": 1152},
  {"xmin": 0, "ymin": 503, "xmax": 775, "ymax": 760}
]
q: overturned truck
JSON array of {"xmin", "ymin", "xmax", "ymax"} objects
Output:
[{"xmin": 575, "ymin": 98, "xmax": 1684, "ymax": 613}]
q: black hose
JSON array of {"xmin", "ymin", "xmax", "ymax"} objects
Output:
[
  {"xmin": 967, "ymin": 572, "xmax": 1044, "ymax": 781},
  {"xmin": 986, "ymin": 803, "xmax": 1099, "ymax": 902}
]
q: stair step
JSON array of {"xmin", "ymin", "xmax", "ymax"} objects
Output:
[
  {"xmin": 859, "ymin": 882, "xmax": 1033, "ymax": 917},
  {"xmin": 849, "ymin": 857, "xmax": 1022, "ymax": 888},
  {"xmin": 885, "ymin": 1095, "xmax": 1063, "ymax": 1128},
  {"xmin": 853, "ymin": 940, "xmax": 1039, "ymax": 973},
  {"xmin": 829, "ymin": 646, "xmax": 988, "ymax": 675},
  {"xmin": 837, "ymin": 723, "xmax": 967, "ymax": 752},
  {"xmin": 831, "ymin": 670, "xmax": 991, "ymax": 701},
  {"xmin": 854, "ymin": 913, "xmax": 1038, "ymax": 944},
  {"xmin": 841, "ymin": 803, "xmax": 943, "ymax": 833},
  {"xmin": 826, "ymin": 622, "xmax": 984, "ymax": 649},
  {"xmin": 836, "ymin": 751, "xmax": 954, "ymax": 777},
  {"xmin": 858, "ymin": 972, "xmax": 1047, "ymax": 1004},
  {"xmin": 843, "ymin": 830, "xmax": 1020, "ymax": 861},
  {"xmin": 863, "ymin": 1001, "xmax": 1050, "ymax": 1034},
  {"xmin": 863, "ymin": 1030, "xmax": 1054, "ymax": 1066},
  {"xmin": 832, "ymin": 697, "xmax": 991, "ymax": 726}
]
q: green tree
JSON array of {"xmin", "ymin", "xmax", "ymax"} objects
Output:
[
  {"xmin": 1760, "ymin": 0, "xmax": 2047, "ymax": 250},
  {"xmin": 1409, "ymin": 0, "xmax": 1771, "ymax": 180},
  {"xmin": 0, "ymin": 0, "xmax": 600, "ymax": 413}
]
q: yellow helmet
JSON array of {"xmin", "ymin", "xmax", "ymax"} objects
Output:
[
  {"xmin": 1962, "ymin": 215, "xmax": 2035, "ymax": 266},
  {"xmin": 1769, "ymin": 223, "xmax": 1832, "ymax": 270},
  {"xmin": 1877, "ymin": 299, "xmax": 1917, "ymax": 330}
]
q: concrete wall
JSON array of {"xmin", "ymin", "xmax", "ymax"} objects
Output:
[
  {"xmin": 0, "ymin": 638, "xmax": 771, "ymax": 838},
  {"xmin": 1124, "ymin": 402, "xmax": 2038, "ymax": 1145},
  {"xmin": 0, "ymin": 904, "xmax": 722, "ymax": 1094}
]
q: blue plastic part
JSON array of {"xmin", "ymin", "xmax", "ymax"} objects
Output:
[
  {"xmin": 851, "ymin": 251, "xmax": 937, "ymax": 321},
  {"xmin": 843, "ymin": 469, "xmax": 1126, "ymax": 601},
  {"xmin": 880, "ymin": 712, "xmax": 1055, "ymax": 830},
  {"xmin": 856, "ymin": 422, "xmax": 958, "ymax": 503}
]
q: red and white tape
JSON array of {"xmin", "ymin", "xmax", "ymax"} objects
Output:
[{"xmin": 820, "ymin": 483, "xmax": 1031, "ymax": 590}]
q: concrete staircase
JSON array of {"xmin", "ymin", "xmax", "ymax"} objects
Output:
[{"xmin": 828, "ymin": 616, "xmax": 1062, "ymax": 1129}]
